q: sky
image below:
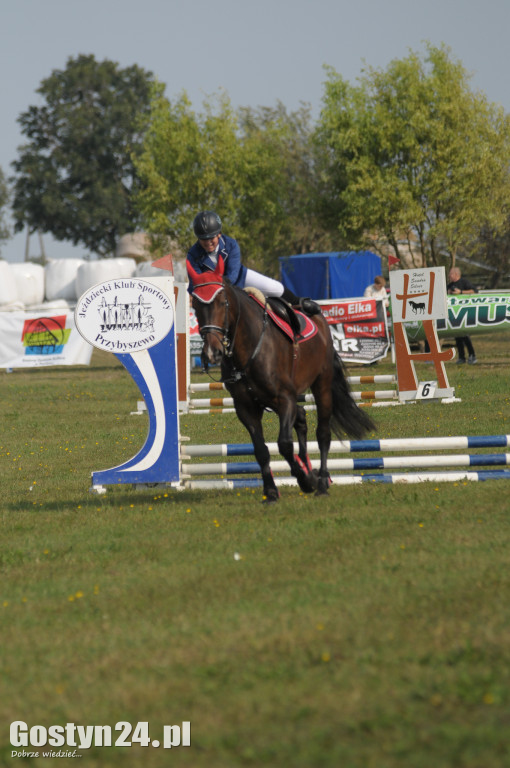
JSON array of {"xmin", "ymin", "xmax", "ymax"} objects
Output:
[{"xmin": 1, "ymin": 0, "xmax": 510, "ymax": 264}]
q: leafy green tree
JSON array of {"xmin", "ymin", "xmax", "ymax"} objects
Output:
[
  {"xmin": 11, "ymin": 55, "xmax": 161, "ymax": 257},
  {"xmin": 469, "ymin": 219, "xmax": 510, "ymax": 288},
  {"xmin": 0, "ymin": 166, "xmax": 11, "ymax": 251},
  {"xmin": 134, "ymin": 90, "xmax": 243, "ymax": 256},
  {"xmin": 236, "ymin": 103, "xmax": 338, "ymax": 268},
  {"xmin": 134, "ymin": 93, "xmax": 338, "ymax": 275},
  {"xmin": 316, "ymin": 43, "xmax": 510, "ymax": 267}
]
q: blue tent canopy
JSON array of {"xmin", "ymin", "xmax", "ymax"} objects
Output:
[{"xmin": 279, "ymin": 251, "xmax": 382, "ymax": 300}]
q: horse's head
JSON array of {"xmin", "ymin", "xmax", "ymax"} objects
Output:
[{"xmin": 187, "ymin": 257, "xmax": 230, "ymax": 367}]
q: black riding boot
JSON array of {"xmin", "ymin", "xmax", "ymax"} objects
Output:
[
  {"xmin": 299, "ymin": 297, "xmax": 322, "ymax": 316},
  {"xmin": 281, "ymin": 288, "xmax": 322, "ymax": 316}
]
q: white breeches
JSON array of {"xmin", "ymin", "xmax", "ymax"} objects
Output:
[{"xmin": 245, "ymin": 269, "xmax": 284, "ymax": 297}]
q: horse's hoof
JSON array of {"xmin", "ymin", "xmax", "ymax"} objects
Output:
[
  {"xmin": 315, "ymin": 475, "xmax": 332, "ymax": 496},
  {"xmin": 295, "ymin": 467, "xmax": 319, "ymax": 494},
  {"xmin": 297, "ymin": 476, "xmax": 318, "ymax": 494},
  {"xmin": 262, "ymin": 491, "xmax": 280, "ymax": 504}
]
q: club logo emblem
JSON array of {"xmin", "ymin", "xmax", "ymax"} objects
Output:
[{"xmin": 75, "ymin": 279, "xmax": 174, "ymax": 352}]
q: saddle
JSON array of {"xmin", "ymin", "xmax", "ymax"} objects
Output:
[
  {"xmin": 247, "ymin": 294, "xmax": 318, "ymax": 344},
  {"xmin": 267, "ymin": 297, "xmax": 305, "ymax": 336}
]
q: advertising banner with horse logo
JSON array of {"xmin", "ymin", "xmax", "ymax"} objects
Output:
[{"xmin": 389, "ymin": 267, "xmax": 454, "ymax": 402}]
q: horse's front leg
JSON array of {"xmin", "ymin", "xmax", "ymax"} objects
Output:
[
  {"xmin": 232, "ymin": 396, "xmax": 279, "ymax": 503},
  {"xmin": 277, "ymin": 398, "xmax": 317, "ymax": 494}
]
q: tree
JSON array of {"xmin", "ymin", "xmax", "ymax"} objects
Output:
[
  {"xmin": 469, "ymin": 219, "xmax": 510, "ymax": 288},
  {"xmin": 236, "ymin": 102, "xmax": 339, "ymax": 268},
  {"xmin": 134, "ymin": 90, "xmax": 244, "ymax": 257},
  {"xmin": 316, "ymin": 43, "xmax": 510, "ymax": 268},
  {"xmin": 134, "ymin": 92, "xmax": 339, "ymax": 275},
  {"xmin": 11, "ymin": 55, "xmax": 161, "ymax": 257},
  {"xmin": 0, "ymin": 166, "xmax": 11, "ymax": 251}
]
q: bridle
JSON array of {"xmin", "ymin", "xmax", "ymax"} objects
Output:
[
  {"xmin": 192, "ymin": 280, "xmax": 239, "ymax": 359},
  {"xmin": 192, "ymin": 279, "xmax": 269, "ymax": 375},
  {"xmin": 188, "ymin": 256, "xmax": 270, "ymax": 379}
]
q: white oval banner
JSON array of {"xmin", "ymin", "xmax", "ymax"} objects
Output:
[{"xmin": 75, "ymin": 278, "xmax": 174, "ymax": 353}]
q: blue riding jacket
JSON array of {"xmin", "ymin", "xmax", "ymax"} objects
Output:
[{"xmin": 186, "ymin": 234, "xmax": 248, "ymax": 293}]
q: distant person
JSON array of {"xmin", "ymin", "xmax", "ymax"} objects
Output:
[
  {"xmin": 186, "ymin": 210, "xmax": 321, "ymax": 315},
  {"xmin": 447, "ymin": 267, "xmax": 478, "ymax": 364},
  {"xmin": 364, "ymin": 275, "xmax": 389, "ymax": 308}
]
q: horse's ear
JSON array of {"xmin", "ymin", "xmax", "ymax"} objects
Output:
[
  {"xmin": 186, "ymin": 259, "xmax": 200, "ymax": 286},
  {"xmin": 187, "ymin": 255, "xmax": 225, "ymax": 303},
  {"xmin": 187, "ymin": 256, "xmax": 224, "ymax": 287}
]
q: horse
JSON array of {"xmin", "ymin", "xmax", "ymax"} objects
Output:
[
  {"xmin": 409, "ymin": 300, "xmax": 426, "ymax": 315},
  {"xmin": 187, "ymin": 257, "xmax": 375, "ymax": 502}
]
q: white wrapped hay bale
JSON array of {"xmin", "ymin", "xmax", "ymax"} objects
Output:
[
  {"xmin": 27, "ymin": 299, "xmax": 70, "ymax": 312},
  {"xmin": 0, "ymin": 261, "xmax": 19, "ymax": 307},
  {"xmin": 115, "ymin": 257, "xmax": 137, "ymax": 276},
  {"xmin": 134, "ymin": 261, "xmax": 165, "ymax": 278},
  {"xmin": 0, "ymin": 299, "xmax": 25, "ymax": 311},
  {"xmin": 10, "ymin": 262, "xmax": 45, "ymax": 307},
  {"xmin": 134, "ymin": 257, "xmax": 186, "ymax": 280},
  {"xmin": 75, "ymin": 258, "xmax": 137, "ymax": 296},
  {"xmin": 45, "ymin": 258, "xmax": 86, "ymax": 302}
]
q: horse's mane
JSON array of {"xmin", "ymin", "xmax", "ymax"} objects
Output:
[{"xmin": 223, "ymin": 279, "xmax": 264, "ymax": 318}]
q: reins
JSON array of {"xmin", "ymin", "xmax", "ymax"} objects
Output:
[
  {"xmin": 193, "ymin": 283, "xmax": 238, "ymax": 358},
  {"xmin": 193, "ymin": 280, "xmax": 270, "ymax": 381}
]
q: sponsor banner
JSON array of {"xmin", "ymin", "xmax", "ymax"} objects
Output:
[
  {"xmin": 190, "ymin": 308, "xmax": 203, "ymax": 356},
  {"xmin": 0, "ymin": 310, "xmax": 93, "ymax": 368},
  {"xmin": 402, "ymin": 292, "xmax": 510, "ymax": 342},
  {"xmin": 190, "ymin": 299, "xmax": 391, "ymax": 364},
  {"xmin": 320, "ymin": 299, "xmax": 377, "ymax": 324},
  {"xmin": 319, "ymin": 298, "xmax": 391, "ymax": 364}
]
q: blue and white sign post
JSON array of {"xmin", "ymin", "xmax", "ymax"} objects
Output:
[{"xmin": 75, "ymin": 276, "xmax": 181, "ymax": 491}]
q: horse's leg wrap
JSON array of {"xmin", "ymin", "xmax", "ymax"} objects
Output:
[
  {"xmin": 294, "ymin": 455, "xmax": 311, "ymax": 473},
  {"xmin": 294, "ymin": 455, "xmax": 317, "ymax": 488},
  {"xmin": 290, "ymin": 405, "xmax": 318, "ymax": 492},
  {"xmin": 289, "ymin": 454, "xmax": 317, "ymax": 493}
]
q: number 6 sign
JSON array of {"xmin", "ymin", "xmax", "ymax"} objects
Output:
[{"xmin": 416, "ymin": 380, "xmax": 437, "ymax": 399}]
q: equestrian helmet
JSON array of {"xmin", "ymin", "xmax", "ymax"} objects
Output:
[{"xmin": 193, "ymin": 211, "xmax": 222, "ymax": 240}]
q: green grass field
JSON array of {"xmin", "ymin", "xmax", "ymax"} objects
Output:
[{"xmin": 1, "ymin": 332, "xmax": 510, "ymax": 767}]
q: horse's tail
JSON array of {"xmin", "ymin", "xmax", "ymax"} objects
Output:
[{"xmin": 330, "ymin": 353, "xmax": 376, "ymax": 439}]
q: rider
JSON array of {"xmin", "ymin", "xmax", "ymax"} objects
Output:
[{"xmin": 186, "ymin": 210, "xmax": 322, "ymax": 316}]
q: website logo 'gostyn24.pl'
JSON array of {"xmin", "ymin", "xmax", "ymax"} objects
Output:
[{"xmin": 10, "ymin": 721, "xmax": 190, "ymax": 754}]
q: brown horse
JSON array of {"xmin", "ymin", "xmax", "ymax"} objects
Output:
[{"xmin": 187, "ymin": 257, "xmax": 375, "ymax": 501}]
